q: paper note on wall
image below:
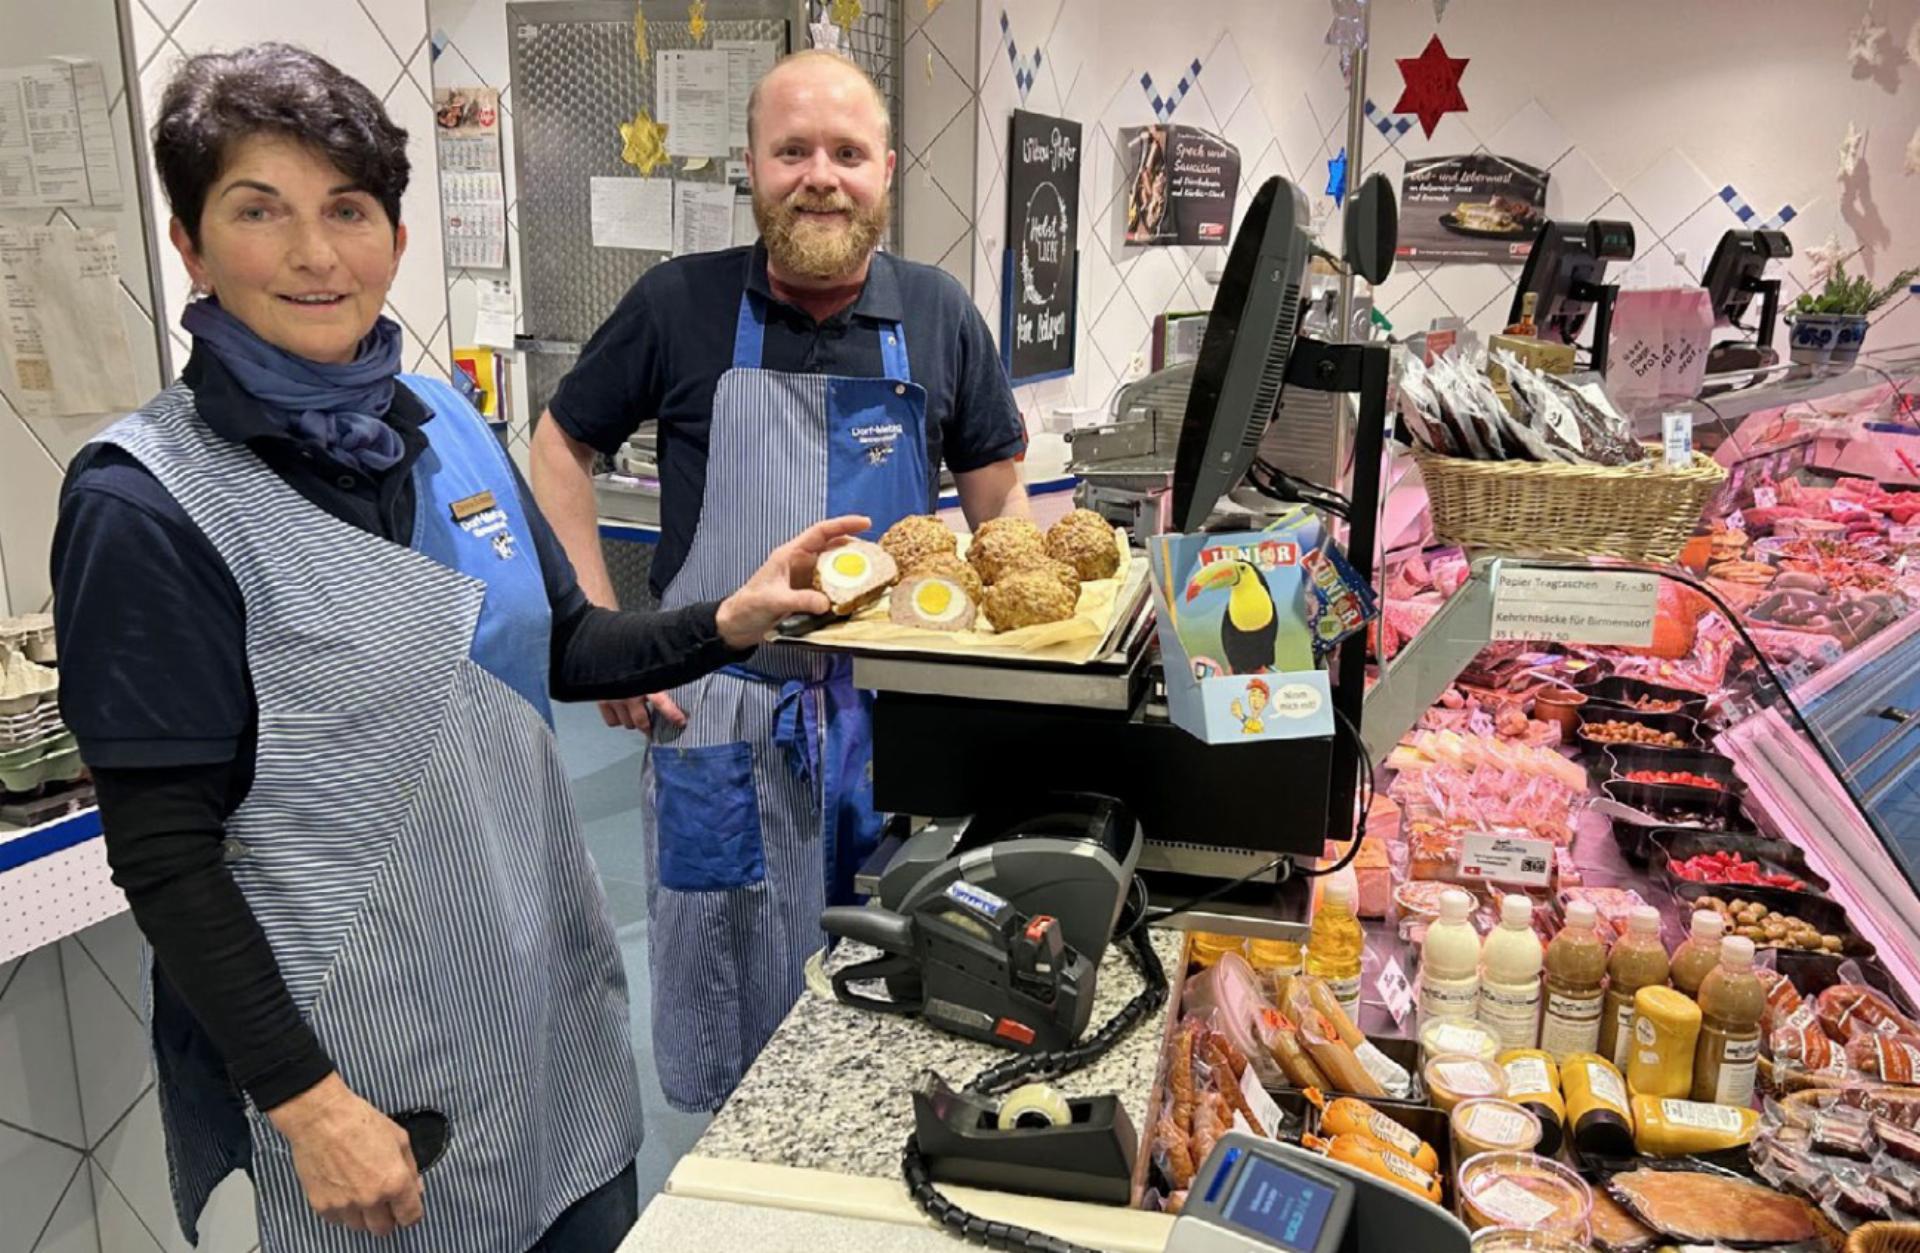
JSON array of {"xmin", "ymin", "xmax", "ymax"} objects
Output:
[
  {"xmin": 0, "ymin": 225, "xmax": 139, "ymax": 416},
  {"xmin": 590, "ymin": 176, "xmax": 673, "ymax": 251},
  {"xmin": 0, "ymin": 59, "xmax": 123, "ymax": 209},
  {"xmin": 715, "ymin": 39, "xmax": 778, "ymax": 150},
  {"xmin": 656, "ymin": 50, "xmax": 730, "ymax": 158},
  {"xmin": 472, "ymin": 278, "xmax": 517, "ymax": 351},
  {"xmin": 673, "ymin": 182, "xmax": 736, "ymax": 256},
  {"xmin": 732, "ymin": 195, "xmax": 759, "ymax": 247},
  {"xmin": 1490, "ymin": 567, "xmax": 1658, "ymax": 646}
]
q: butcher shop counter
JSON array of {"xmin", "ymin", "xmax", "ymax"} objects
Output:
[{"xmin": 652, "ymin": 928, "xmax": 1185, "ymax": 1251}]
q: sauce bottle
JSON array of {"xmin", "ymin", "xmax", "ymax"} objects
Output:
[
  {"xmin": 1541, "ymin": 901, "xmax": 1608, "ymax": 1060},
  {"xmin": 1600, "ymin": 906, "xmax": 1670, "ymax": 1070},
  {"xmin": 1478, "ymin": 895, "xmax": 1545, "ymax": 1050},
  {"xmin": 1669, "ymin": 910, "xmax": 1726, "ymax": 999},
  {"xmin": 1420, "ymin": 889, "xmax": 1482, "ymax": 1024},
  {"xmin": 1190, "ymin": 931, "xmax": 1246, "ymax": 968},
  {"xmin": 1306, "ymin": 878, "xmax": 1366, "ymax": 1022},
  {"xmin": 1692, "ymin": 935, "xmax": 1766, "ymax": 1107}
]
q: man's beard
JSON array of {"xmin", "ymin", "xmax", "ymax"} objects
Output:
[{"xmin": 754, "ymin": 187, "xmax": 888, "ymax": 282}]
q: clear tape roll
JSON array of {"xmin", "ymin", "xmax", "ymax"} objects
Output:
[{"xmin": 995, "ymin": 1083, "xmax": 1073, "ymax": 1131}]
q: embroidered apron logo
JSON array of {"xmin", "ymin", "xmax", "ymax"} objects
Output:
[
  {"xmin": 456, "ymin": 503, "xmax": 518, "ymax": 560},
  {"xmin": 852, "ymin": 421, "xmax": 903, "ymax": 467}
]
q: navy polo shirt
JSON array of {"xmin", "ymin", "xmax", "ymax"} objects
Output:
[{"xmin": 547, "ymin": 242, "xmax": 1026, "ymax": 596}]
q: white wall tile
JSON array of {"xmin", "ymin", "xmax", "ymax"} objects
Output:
[
  {"xmin": 922, "ymin": 0, "xmax": 981, "ymax": 70},
  {"xmin": 194, "ymin": 1170, "xmax": 259, "ymax": 1253},
  {"xmin": 905, "ymin": 28, "xmax": 975, "ymax": 159},
  {"xmin": 903, "ymin": 160, "xmax": 972, "ymax": 267},
  {"xmin": 356, "ymin": 0, "xmax": 431, "ymax": 64},
  {"xmin": 1272, "ymin": 93, "xmax": 1324, "ymax": 184},
  {"xmin": 0, "ymin": 1125, "xmax": 83, "ymax": 1252},
  {"xmin": 1484, "ymin": 99, "xmax": 1572, "ymax": 172},
  {"xmin": 1089, "ymin": 282, "xmax": 1149, "ymax": 374},
  {"xmin": 0, "ymin": 949, "xmax": 84, "ymax": 1149},
  {"xmin": 1664, "ymin": 201, "xmax": 1739, "ymax": 286},
  {"xmin": 1546, "ymin": 148, "xmax": 1615, "ymax": 222},
  {"xmin": 383, "ymin": 82, "xmax": 454, "ymax": 343},
  {"xmin": 1423, "ymin": 264, "xmax": 1521, "ymax": 327},
  {"xmin": 0, "ymin": 404, "xmax": 66, "ymax": 613},
  {"xmin": 1620, "ymin": 147, "xmax": 1716, "ymax": 239},
  {"xmin": 36, "ymin": 1162, "xmax": 99, "ymax": 1253},
  {"xmin": 1197, "ymin": 32, "xmax": 1251, "ymax": 130},
  {"xmin": 140, "ymin": 0, "xmax": 197, "ymax": 32},
  {"xmin": 1116, "ymin": 244, "xmax": 1185, "ymax": 321},
  {"xmin": 128, "ymin": 4, "xmax": 170, "ymax": 76}
]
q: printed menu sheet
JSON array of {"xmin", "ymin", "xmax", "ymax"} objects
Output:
[
  {"xmin": 0, "ymin": 59, "xmax": 123, "ymax": 209},
  {"xmin": 0, "ymin": 226, "xmax": 139, "ymax": 416}
]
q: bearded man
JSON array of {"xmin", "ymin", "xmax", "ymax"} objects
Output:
[{"xmin": 530, "ymin": 50, "xmax": 1027, "ymax": 1111}]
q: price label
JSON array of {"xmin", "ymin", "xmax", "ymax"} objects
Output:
[
  {"xmin": 1491, "ymin": 567, "xmax": 1659, "ymax": 646},
  {"xmin": 1891, "ymin": 525, "xmax": 1920, "ymax": 546},
  {"xmin": 1754, "ymin": 485, "xmax": 1779, "ymax": 509},
  {"xmin": 1239, "ymin": 1062, "xmax": 1284, "ymax": 1139},
  {"xmin": 1458, "ymin": 833, "xmax": 1556, "ymax": 887},
  {"xmin": 1662, "ymin": 411, "xmax": 1693, "ymax": 468},
  {"xmin": 1728, "ymin": 508, "xmax": 1747, "ymax": 535},
  {"xmin": 1376, "ymin": 955, "xmax": 1415, "ymax": 1029}
]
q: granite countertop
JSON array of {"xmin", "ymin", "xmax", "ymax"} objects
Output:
[{"xmin": 693, "ymin": 927, "xmax": 1184, "ymax": 1179}]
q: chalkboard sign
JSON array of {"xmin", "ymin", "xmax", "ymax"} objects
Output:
[{"xmin": 1001, "ymin": 109, "xmax": 1081, "ymax": 384}]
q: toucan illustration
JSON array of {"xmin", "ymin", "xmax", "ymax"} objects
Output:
[{"xmin": 1186, "ymin": 559, "xmax": 1282, "ymax": 674}]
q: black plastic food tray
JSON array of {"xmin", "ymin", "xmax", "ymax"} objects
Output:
[
  {"xmin": 1772, "ymin": 950, "xmax": 1920, "ymax": 1020},
  {"xmin": 1603, "ymin": 744, "xmax": 1744, "ymax": 792},
  {"xmin": 1583, "ymin": 675, "xmax": 1710, "ymax": 720},
  {"xmin": 1577, "ymin": 709, "xmax": 1703, "ymax": 754},
  {"xmin": 1603, "ymin": 781, "xmax": 1749, "ymax": 837},
  {"xmin": 1670, "ymin": 889, "xmax": 1871, "ymax": 963},
  {"xmin": 1649, "ymin": 831, "xmax": 1832, "ymax": 895}
]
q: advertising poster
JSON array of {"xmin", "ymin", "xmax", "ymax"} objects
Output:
[
  {"xmin": 1120, "ymin": 125, "xmax": 1240, "ymax": 247},
  {"xmin": 1395, "ymin": 152, "xmax": 1549, "ymax": 264},
  {"xmin": 1002, "ymin": 109, "xmax": 1081, "ymax": 383}
]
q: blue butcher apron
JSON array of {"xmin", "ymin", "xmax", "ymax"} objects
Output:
[
  {"xmin": 96, "ymin": 376, "xmax": 642, "ymax": 1251},
  {"xmin": 643, "ymin": 288, "xmax": 931, "ymax": 1111}
]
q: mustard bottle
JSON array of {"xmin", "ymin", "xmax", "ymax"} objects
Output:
[
  {"xmin": 1627, "ymin": 986, "xmax": 1701, "ymax": 1099},
  {"xmin": 1560, "ymin": 1052, "xmax": 1635, "ymax": 1158},
  {"xmin": 1631, "ymin": 1094, "xmax": 1759, "ymax": 1155},
  {"xmin": 1496, "ymin": 1048, "xmax": 1566, "ymax": 1157}
]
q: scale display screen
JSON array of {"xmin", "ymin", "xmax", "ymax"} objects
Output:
[{"xmin": 1222, "ymin": 1155, "xmax": 1338, "ymax": 1251}]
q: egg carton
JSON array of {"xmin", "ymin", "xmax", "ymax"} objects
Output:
[
  {"xmin": 0, "ymin": 614, "xmax": 55, "ymax": 663},
  {"xmin": 0, "ymin": 704, "xmax": 65, "ymax": 748},
  {"xmin": 0, "ymin": 731, "xmax": 80, "ymax": 794}
]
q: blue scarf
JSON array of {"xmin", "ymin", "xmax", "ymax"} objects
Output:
[{"xmin": 182, "ymin": 298, "xmax": 406, "ymax": 474}]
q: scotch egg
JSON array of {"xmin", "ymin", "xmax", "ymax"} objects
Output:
[
  {"xmin": 889, "ymin": 573, "xmax": 979, "ymax": 631},
  {"xmin": 812, "ymin": 539, "xmax": 899, "ymax": 615}
]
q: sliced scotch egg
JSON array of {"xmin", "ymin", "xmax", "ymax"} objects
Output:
[
  {"xmin": 812, "ymin": 539, "xmax": 899, "ymax": 615},
  {"xmin": 889, "ymin": 573, "xmax": 979, "ymax": 631}
]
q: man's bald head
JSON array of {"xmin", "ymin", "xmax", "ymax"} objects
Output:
[{"xmin": 746, "ymin": 50, "xmax": 890, "ymax": 151}]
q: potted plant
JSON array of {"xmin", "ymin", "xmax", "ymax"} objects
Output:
[{"xmin": 1788, "ymin": 258, "xmax": 1920, "ymax": 368}]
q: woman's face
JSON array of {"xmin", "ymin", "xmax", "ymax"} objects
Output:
[{"xmin": 172, "ymin": 134, "xmax": 407, "ymax": 364}]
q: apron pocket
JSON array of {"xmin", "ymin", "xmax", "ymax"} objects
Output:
[{"xmin": 654, "ymin": 741, "xmax": 765, "ymax": 892}]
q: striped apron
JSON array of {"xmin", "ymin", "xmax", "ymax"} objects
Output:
[
  {"xmin": 95, "ymin": 377, "xmax": 643, "ymax": 1251},
  {"xmin": 642, "ymin": 289, "xmax": 930, "ymax": 1111}
]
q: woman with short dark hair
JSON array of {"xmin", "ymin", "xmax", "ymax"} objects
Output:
[{"xmin": 51, "ymin": 43, "xmax": 861, "ymax": 1252}]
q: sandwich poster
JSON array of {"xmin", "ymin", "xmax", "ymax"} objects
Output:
[
  {"xmin": 1395, "ymin": 152, "xmax": 1549, "ymax": 264},
  {"xmin": 1120, "ymin": 125, "xmax": 1240, "ymax": 247},
  {"xmin": 1002, "ymin": 109, "xmax": 1081, "ymax": 384}
]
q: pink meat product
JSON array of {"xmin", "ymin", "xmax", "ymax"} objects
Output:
[{"xmin": 1747, "ymin": 626, "xmax": 1845, "ymax": 670}]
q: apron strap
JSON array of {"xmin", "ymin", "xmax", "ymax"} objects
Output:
[{"xmin": 731, "ymin": 292, "xmax": 913, "ymax": 384}]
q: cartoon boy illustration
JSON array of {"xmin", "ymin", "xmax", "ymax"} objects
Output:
[{"xmin": 1230, "ymin": 678, "xmax": 1271, "ymax": 736}]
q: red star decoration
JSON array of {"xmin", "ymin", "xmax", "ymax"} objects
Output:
[{"xmin": 1394, "ymin": 35, "xmax": 1470, "ymax": 139}]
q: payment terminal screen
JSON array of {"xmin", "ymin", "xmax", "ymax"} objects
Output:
[{"xmin": 1223, "ymin": 1156, "xmax": 1337, "ymax": 1251}]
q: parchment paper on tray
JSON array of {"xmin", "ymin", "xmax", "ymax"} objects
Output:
[{"xmin": 795, "ymin": 526, "xmax": 1140, "ymax": 666}]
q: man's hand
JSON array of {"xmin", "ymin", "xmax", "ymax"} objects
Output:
[
  {"xmin": 267, "ymin": 1074, "xmax": 424, "ymax": 1236},
  {"xmin": 715, "ymin": 516, "xmax": 873, "ymax": 649},
  {"xmin": 598, "ymin": 693, "xmax": 687, "ymax": 734}
]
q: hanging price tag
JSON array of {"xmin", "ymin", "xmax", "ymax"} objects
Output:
[
  {"xmin": 1662, "ymin": 411, "xmax": 1693, "ymax": 468},
  {"xmin": 1754, "ymin": 485, "xmax": 1779, "ymax": 509},
  {"xmin": 1376, "ymin": 956, "xmax": 1415, "ymax": 1029},
  {"xmin": 1728, "ymin": 508, "xmax": 1747, "ymax": 535}
]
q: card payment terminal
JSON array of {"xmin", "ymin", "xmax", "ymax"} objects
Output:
[{"xmin": 1167, "ymin": 1133, "xmax": 1470, "ymax": 1253}]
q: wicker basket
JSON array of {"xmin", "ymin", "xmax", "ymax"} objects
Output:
[
  {"xmin": 1412, "ymin": 448, "xmax": 1728, "ymax": 562},
  {"xmin": 1847, "ymin": 1222, "xmax": 1920, "ymax": 1253}
]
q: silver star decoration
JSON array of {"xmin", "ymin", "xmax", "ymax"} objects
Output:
[
  {"xmin": 1849, "ymin": 3, "xmax": 1888, "ymax": 70},
  {"xmin": 1839, "ymin": 121, "xmax": 1867, "ymax": 180},
  {"xmin": 1804, "ymin": 233, "xmax": 1855, "ymax": 286},
  {"xmin": 1907, "ymin": 124, "xmax": 1920, "ymax": 177},
  {"xmin": 1433, "ymin": 0, "xmax": 1451, "ymax": 19},
  {"xmin": 1907, "ymin": 16, "xmax": 1920, "ymax": 67}
]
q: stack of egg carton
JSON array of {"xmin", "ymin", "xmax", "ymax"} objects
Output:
[{"xmin": 0, "ymin": 615, "xmax": 78, "ymax": 798}]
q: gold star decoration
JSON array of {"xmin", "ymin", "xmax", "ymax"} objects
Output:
[
  {"xmin": 632, "ymin": 2, "xmax": 648, "ymax": 61},
  {"xmin": 830, "ymin": 0, "xmax": 864, "ymax": 31},
  {"xmin": 620, "ymin": 109, "xmax": 670, "ymax": 174},
  {"xmin": 687, "ymin": 0, "xmax": 707, "ymax": 41}
]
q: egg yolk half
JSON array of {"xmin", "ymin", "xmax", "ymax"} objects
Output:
[
  {"xmin": 915, "ymin": 582, "xmax": 952, "ymax": 615},
  {"xmin": 831, "ymin": 551, "xmax": 868, "ymax": 578}
]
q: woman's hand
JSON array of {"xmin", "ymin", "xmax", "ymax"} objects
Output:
[
  {"xmin": 266, "ymin": 1074, "xmax": 424, "ymax": 1235},
  {"xmin": 715, "ymin": 516, "xmax": 873, "ymax": 649}
]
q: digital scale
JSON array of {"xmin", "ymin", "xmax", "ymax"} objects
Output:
[{"xmin": 1168, "ymin": 1133, "xmax": 1469, "ymax": 1253}]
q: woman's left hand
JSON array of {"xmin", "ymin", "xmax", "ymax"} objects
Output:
[{"xmin": 715, "ymin": 516, "xmax": 872, "ymax": 648}]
